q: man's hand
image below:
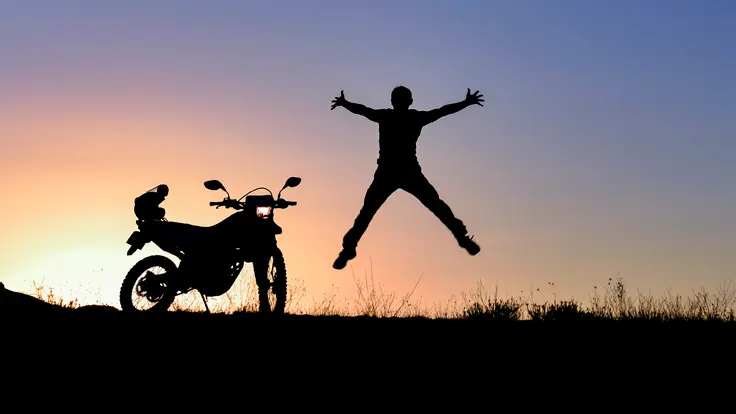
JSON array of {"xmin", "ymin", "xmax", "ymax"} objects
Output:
[
  {"xmin": 331, "ymin": 91, "xmax": 382, "ymax": 122},
  {"xmin": 331, "ymin": 90, "xmax": 347, "ymax": 110},
  {"xmin": 421, "ymin": 88, "xmax": 485, "ymax": 125},
  {"xmin": 464, "ymin": 88, "xmax": 484, "ymax": 107}
]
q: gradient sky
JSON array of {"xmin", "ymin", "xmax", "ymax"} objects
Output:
[{"xmin": 1, "ymin": 0, "xmax": 734, "ymax": 310}]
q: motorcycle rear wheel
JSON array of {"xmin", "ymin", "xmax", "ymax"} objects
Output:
[{"xmin": 120, "ymin": 255, "xmax": 178, "ymax": 313}]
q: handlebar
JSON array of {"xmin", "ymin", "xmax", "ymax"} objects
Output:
[
  {"xmin": 209, "ymin": 199, "xmax": 242, "ymax": 209},
  {"xmin": 274, "ymin": 199, "xmax": 297, "ymax": 208},
  {"xmin": 210, "ymin": 198, "xmax": 297, "ymax": 209}
]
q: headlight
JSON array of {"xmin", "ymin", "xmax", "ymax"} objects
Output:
[{"xmin": 256, "ymin": 206, "xmax": 272, "ymax": 218}]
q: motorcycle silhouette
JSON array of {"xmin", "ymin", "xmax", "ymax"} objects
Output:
[{"xmin": 121, "ymin": 176, "xmax": 301, "ymax": 314}]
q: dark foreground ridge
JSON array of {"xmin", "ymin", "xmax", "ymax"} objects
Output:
[{"xmin": 2, "ymin": 281, "xmax": 735, "ymax": 379}]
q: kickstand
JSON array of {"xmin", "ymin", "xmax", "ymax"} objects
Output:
[{"xmin": 200, "ymin": 292, "xmax": 210, "ymax": 313}]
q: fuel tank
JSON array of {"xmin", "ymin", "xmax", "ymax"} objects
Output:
[{"xmin": 141, "ymin": 211, "xmax": 279, "ymax": 254}]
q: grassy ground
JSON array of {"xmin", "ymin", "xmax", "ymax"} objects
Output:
[
  {"xmin": 26, "ymin": 271, "xmax": 736, "ymax": 322},
  {"xmin": 5, "ymin": 272, "xmax": 734, "ymax": 380}
]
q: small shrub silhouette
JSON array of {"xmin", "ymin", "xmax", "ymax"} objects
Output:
[
  {"xmin": 527, "ymin": 300, "xmax": 595, "ymax": 321},
  {"xmin": 462, "ymin": 298, "xmax": 522, "ymax": 321}
]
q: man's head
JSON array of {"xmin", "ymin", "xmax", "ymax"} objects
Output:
[{"xmin": 391, "ymin": 86, "xmax": 413, "ymax": 110}]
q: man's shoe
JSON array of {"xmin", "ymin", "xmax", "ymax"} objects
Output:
[
  {"xmin": 458, "ymin": 235, "xmax": 480, "ymax": 256},
  {"xmin": 333, "ymin": 247, "xmax": 357, "ymax": 270}
]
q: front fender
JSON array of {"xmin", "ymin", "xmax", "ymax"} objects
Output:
[{"xmin": 269, "ymin": 221, "xmax": 283, "ymax": 235}]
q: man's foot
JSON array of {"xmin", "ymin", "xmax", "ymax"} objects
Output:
[
  {"xmin": 458, "ymin": 235, "xmax": 480, "ymax": 256},
  {"xmin": 333, "ymin": 247, "xmax": 357, "ymax": 270}
]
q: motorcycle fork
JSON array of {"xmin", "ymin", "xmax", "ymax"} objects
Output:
[{"xmin": 253, "ymin": 258, "xmax": 271, "ymax": 313}]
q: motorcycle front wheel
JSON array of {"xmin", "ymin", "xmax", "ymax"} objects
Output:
[
  {"xmin": 254, "ymin": 247, "xmax": 288, "ymax": 314},
  {"xmin": 120, "ymin": 255, "xmax": 178, "ymax": 313},
  {"xmin": 269, "ymin": 247, "xmax": 287, "ymax": 314}
]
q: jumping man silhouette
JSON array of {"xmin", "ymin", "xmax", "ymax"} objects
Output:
[{"xmin": 331, "ymin": 86, "xmax": 483, "ymax": 270}]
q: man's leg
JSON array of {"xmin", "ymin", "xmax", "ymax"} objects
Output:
[
  {"xmin": 402, "ymin": 170, "xmax": 480, "ymax": 255},
  {"xmin": 334, "ymin": 170, "xmax": 398, "ymax": 269}
]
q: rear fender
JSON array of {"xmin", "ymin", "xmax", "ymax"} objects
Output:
[{"xmin": 126, "ymin": 230, "xmax": 151, "ymax": 256}]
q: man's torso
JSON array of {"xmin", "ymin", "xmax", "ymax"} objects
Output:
[{"xmin": 376, "ymin": 109, "xmax": 426, "ymax": 168}]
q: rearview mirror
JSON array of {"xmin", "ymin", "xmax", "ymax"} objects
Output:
[
  {"xmin": 204, "ymin": 179, "xmax": 230, "ymax": 198},
  {"xmin": 284, "ymin": 177, "xmax": 301, "ymax": 188},
  {"xmin": 204, "ymin": 180, "xmax": 225, "ymax": 191},
  {"xmin": 277, "ymin": 176, "xmax": 301, "ymax": 199}
]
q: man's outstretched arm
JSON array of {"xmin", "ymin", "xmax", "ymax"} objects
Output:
[
  {"xmin": 422, "ymin": 88, "xmax": 484, "ymax": 125},
  {"xmin": 331, "ymin": 90, "xmax": 383, "ymax": 122}
]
